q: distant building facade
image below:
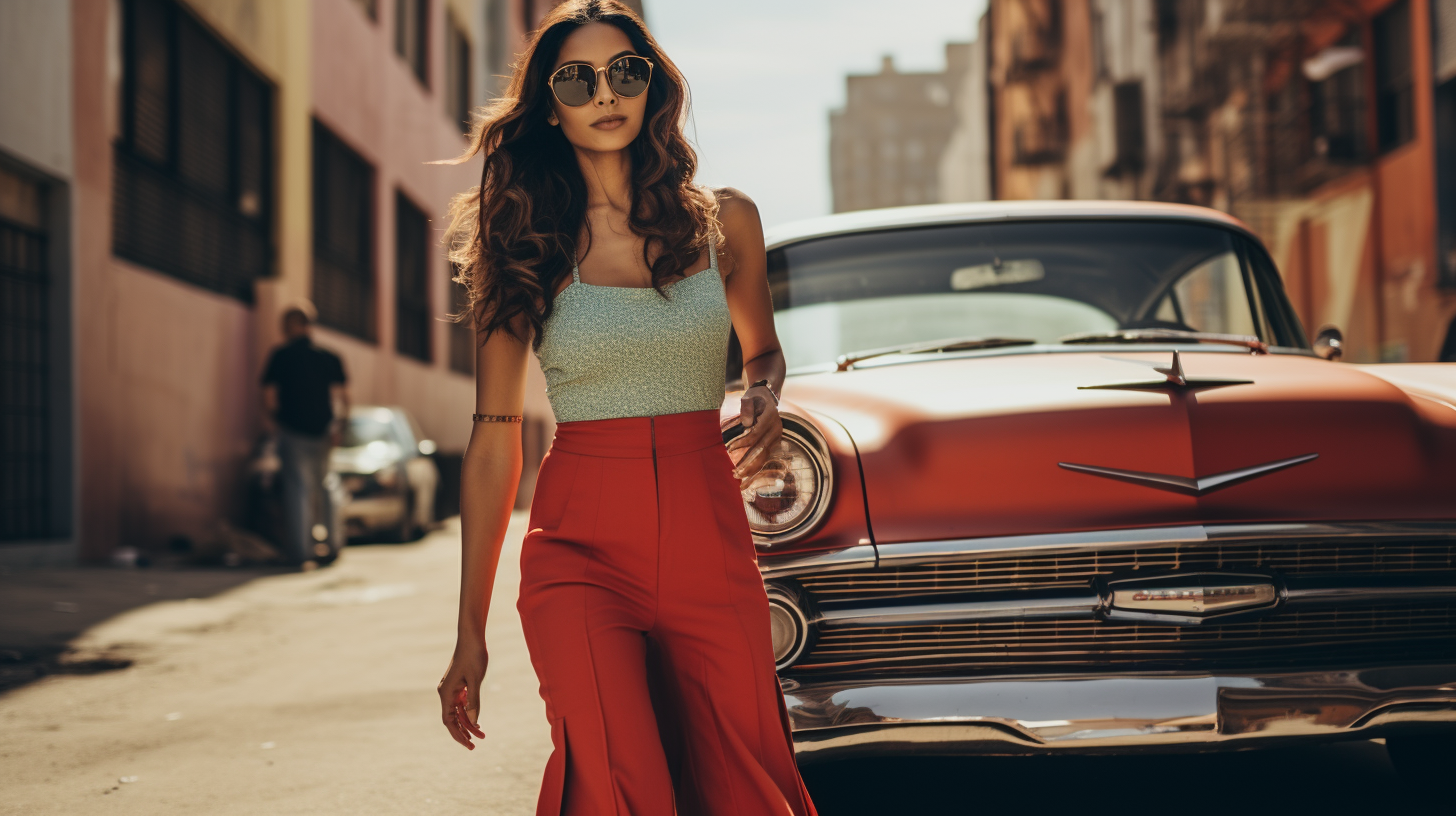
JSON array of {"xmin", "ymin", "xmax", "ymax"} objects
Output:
[
  {"xmin": 0, "ymin": 0, "xmax": 595, "ymax": 565},
  {"xmin": 931, "ymin": 0, "xmax": 1456, "ymax": 363},
  {"xmin": 830, "ymin": 48, "xmax": 970, "ymax": 213}
]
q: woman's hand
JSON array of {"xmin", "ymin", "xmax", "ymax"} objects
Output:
[
  {"xmin": 727, "ymin": 385, "xmax": 783, "ymax": 490},
  {"xmin": 438, "ymin": 640, "xmax": 489, "ymax": 750}
]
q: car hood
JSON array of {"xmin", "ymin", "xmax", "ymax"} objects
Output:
[{"xmin": 783, "ymin": 350, "xmax": 1456, "ymax": 544}]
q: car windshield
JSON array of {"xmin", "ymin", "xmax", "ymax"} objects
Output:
[
  {"xmin": 768, "ymin": 220, "xmax": 1300, "ymax": 371},
  {"xmin": 342, "ymin": 409, "xmax": 399, "ymax": 448}
]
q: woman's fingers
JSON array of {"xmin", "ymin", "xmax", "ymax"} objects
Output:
[
  {"xmin": 438, "ymin": 672, "xmax": 476, "ymax": 749},
  {"xmin": 460, "ymin": 685, "xmax": 485, "ymax": 739}
]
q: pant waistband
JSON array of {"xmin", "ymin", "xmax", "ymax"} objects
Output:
[{"xmin": 550, "ymin": 409, "xmax": 726, "ymax": 458}]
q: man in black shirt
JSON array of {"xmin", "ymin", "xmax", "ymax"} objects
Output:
[{"xmin": 261, "ymin": 303, "xmax": 350, "ymax": 566}]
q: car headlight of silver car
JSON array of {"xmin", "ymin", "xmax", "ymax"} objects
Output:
[{"xmin": 727, "ymin": 414, "xmax": 833, "ymax": 548}]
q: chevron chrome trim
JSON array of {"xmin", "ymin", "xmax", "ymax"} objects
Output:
[{"xmin": 1057, "ymin": 453, "xmax": 1319, "ymax": 497}]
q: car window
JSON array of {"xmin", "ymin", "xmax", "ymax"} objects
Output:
[
  {"xmin": 1153, "ymin": 250, "xmax": 1257, "ymax": 336},
  {"xmin": 768, "ymin": 220, "xmax": 1295, "ymax": 370}
]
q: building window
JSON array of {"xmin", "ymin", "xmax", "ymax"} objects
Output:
[
  {"xmin": 313, "ymin": 121, "xmax": 376, "ymax": 342},
  {"xmin": 1374, "ymin": 0, "xmax": 1414, "ymax": 153},
  {"xmin": 113, "ymin": 0, "xmax": 273, "ymax": 302},
  {"xmin": 446, "ymin": 13, "xmax": 472, "ymax": 133},
  {"xmin": 1112, "ymin": 80, "xmax": 1146, "ymax": 173},
  {"xmin": 448, "ymin": 268, "xmax": 475, "ymax": 376},
  {"xmin": 396, "ymin": 0, "xmax": 429, "ymax": 87},
  {"xmin": 395, "ymin": 191, "xmax": 431, "ymax": 362},
  {"xmin": 0, "ymin": 166, "xmax": 52, "ymax": 541},
  {"xmin": 485, "ymin": 0, "xmax": 509, "ymax": 97}
]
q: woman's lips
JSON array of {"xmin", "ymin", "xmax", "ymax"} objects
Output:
[{"xmin": 591, "ymin": 115, "xmax": 627, "ymax": 130}]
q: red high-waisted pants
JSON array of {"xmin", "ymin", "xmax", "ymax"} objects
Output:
[{"xmin": 517, "ymin": 409, "xmax": 817, "ymax": 816}]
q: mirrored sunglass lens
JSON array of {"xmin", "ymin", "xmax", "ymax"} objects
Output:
[
  {"xmin": 551, "ymin": 65, "xmax": 594, "ymax": 106},
  {"xmin": 608, "ymin": 57, "xmax": 651, "ymax": 97}
]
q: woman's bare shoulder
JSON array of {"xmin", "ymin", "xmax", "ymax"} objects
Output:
[{"xmin": 711, "ymin": 187, "xmax": 763, "ymax": 247}]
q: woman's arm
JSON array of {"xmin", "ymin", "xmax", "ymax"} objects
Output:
[
  {"xmin": 716, "ymin": 188, "xmax": 787, "ymax": 489},
  {"xmin": 437, "ymin": 317, "xmax": 531, "ymax": 750}
]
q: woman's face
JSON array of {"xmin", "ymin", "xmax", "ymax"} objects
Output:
[{"xmin": 547, "ymin": 22, "xmax": 649, "ymax": 153}]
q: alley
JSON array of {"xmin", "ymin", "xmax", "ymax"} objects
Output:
[{"xmin": 2, "ymin": 516, "xmax": 1427, "ymax": 816}]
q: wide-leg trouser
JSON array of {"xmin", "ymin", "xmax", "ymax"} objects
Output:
[{"xmin": 517, "ymin": 409, "xmax": 817, "ymax": 816}]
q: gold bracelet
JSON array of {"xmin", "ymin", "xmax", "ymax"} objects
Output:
[{"xmin": 471, "ymin": 413, "xmax": 523, "ymax": 422}]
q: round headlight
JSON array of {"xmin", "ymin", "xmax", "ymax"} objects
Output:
[
  {"xmin": 734, "ymin": 418, "xmax": 832, "ymax": 547},
  {"xmin": 766, "ymin": 587, "xmax": 810, "ymax": 670}
]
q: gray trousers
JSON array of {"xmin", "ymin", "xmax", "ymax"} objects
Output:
[{"xmin": 276, "ymin": 429, "xmax": 332, "ymax": 563}]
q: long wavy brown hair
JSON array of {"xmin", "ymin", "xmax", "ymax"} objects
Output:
[{"xmin": 439, "ymin": 0, "xmax": 719, "ymax": 350}]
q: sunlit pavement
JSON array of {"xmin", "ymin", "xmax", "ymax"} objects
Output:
[
  {"xmin": 0, "ymin": 516, "xmax": 1424, "ymax": 815},
  {"xmin": 1, "ymin": 514, "xmax": 550, "ymax": 815}
]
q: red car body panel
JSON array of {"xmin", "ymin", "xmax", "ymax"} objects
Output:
[{"xmin": 775, "ymin": 350, "xmax": 1456, "ymax": 547}]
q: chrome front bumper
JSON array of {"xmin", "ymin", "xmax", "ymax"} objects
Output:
[{"xmin": 783, "ymin": 664, "xmax": 1456, "ymax": 761}]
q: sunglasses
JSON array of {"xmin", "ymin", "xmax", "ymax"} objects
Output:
[{"xmin": 549, "ymin": 55, "xmax": 654, "ymax": 107}]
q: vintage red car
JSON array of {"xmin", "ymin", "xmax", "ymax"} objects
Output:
[{"xmin": 721, "ymin": 201, "xmax": 1456, "ymax": 779}]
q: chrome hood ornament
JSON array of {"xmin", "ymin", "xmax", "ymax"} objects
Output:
[
  {"xmin": 1058, "ymin": 452, "xmax": 1319, "ymax": 497},
  {"xmin": 1079, "ymin": 350, "xmax": 1254, "ymax": 392}
]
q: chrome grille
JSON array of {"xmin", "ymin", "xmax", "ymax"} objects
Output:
[
  {"xmin": 795, "ymin": 604, "xmax": 1456, "ymax": 677},
  {"xmin": 799, "ymin": 539, "xmax": 1456, "ymax": 601}
]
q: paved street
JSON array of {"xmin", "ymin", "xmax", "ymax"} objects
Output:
[{"xmin": 0, "ymin": 516, "xmax": 1431, "ymax": 815}]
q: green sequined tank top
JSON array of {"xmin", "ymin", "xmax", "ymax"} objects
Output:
[{"xmin": 534, "ymin": 240, "xmax": 731, "ymax": 423}]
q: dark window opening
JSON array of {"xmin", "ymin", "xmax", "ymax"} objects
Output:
[
  {"xmin": 395, "ymin": 191, "xmax": 431, "ymax": 362},
  {"xmin": 1308, "ymin": 38, "xmax": 1367, "ymax": 162},
  {"xmin": 396, "ymin": 0, "xmax": 429, "ymax": 87},
  {"xmin": 1374, "ymin": 0, "xmax": 1415, "ymax": 153},
  {"xmin": 1112, "ymin": 80, "xmax": 1146, "ymax": 174},
  {"xmin": 312, "ymin": 121, "xmax": 376, "ymax": 342},
  {"xmin": 113, "ymin": 0, "xmax": 274, "ymax": 302},
  {"xmin": 0, "ymin": 167, "xmax": 52, "ymax": 541},
  {"xmin": 446, "ymin": 14, "xmax": 472, "ymax": 134}
]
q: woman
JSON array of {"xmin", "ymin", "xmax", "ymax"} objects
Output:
[{"xmin": 435, "ymin": 2, "xmax": 817, "ymax": 814}]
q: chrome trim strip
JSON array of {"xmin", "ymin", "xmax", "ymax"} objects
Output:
[
  {"xmin": 872, "ymin": 522, "xmax": 1456, "ymax": 568},
  {"xmin": 1057, "ymin": 453, "xmax": 1319, "ymax": 498},
  {"xmin": 758, "ymin": 545, "xmax": 877, "ymax": 579},
  {"xmin": 783, "ymin": 665, "xmax": 1456, "ymax": 760},
  {"xmin": 1285, "ymin": 585, "xmax": 1456, "ymax": 604},
  {"xmin": 816, "ymin": 592, "xmax": 1102, "ymax": 628}
]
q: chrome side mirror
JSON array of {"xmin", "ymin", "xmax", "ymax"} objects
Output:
[{"xmin": 1314, "ymin": 325, "xmax": 1343, "ymax": 361}]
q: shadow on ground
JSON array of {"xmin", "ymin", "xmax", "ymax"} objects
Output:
[
  {"xmin": 801, "ymin": 741, "xmax": 1436, "ymax": 815},
  {"xmin": 0, "ymin": 563, "xmax": 287, "ymax": 693}
]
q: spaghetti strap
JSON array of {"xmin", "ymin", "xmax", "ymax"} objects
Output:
[
  {"xmin": 708, "ymin": 239, "xmax": 718, "ymax": 272},
  {"xmin": 571, "ymin": 255, "xmax": 581, "ymax": 284}
]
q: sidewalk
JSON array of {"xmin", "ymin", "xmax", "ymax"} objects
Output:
[{"xmin": 0, "ymin": 514, "xmax": 549, "ymax": 815}]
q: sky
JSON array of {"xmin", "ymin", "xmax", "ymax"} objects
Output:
[{"xmin": 648, "ymin": 1, "xmax": 989, "ymax": 231}]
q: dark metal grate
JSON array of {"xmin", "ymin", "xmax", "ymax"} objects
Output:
[
  {"xmin": 800, "ymin": 539, "xmax": 1456, "ymax": 601},
  {"xmin": 312, "ymin": 121, "xmax": 375, "ymax": 341},
  {"xmin": 0, "ymin": 214, "xmax": 50, "ymax": 540},
  {"xmin": 113, "ymin": 0, "xmax": 273, "ymax": 302},
  {"xmin": 796, "ymin": 604, "xmax": 1456, "ymax": 677}
]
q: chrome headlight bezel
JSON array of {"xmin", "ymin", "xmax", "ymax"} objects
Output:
[
  {"xmin": 765, "ymin": 583, "xmax": 813, "ymax": 671},
  {"xmin": 724, "ymin": 413, "xmax": 834, "ymax": 549}
]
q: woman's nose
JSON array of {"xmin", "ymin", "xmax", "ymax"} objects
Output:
[{"xmin": 594, "ymin": 68, "xmax": 617, "ymax": 106}]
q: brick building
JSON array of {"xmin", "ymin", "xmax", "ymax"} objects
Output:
[
  {"xmin": 933, "ymin": 0, "xmax": 1456, "ymax": 363},
  {"xmin": 830, "ymin": 48, "xmax": 971, "ymax": 213},
  {"xmin": 0, "ymin": 0, "xmax": 623, "ymax": 565}
]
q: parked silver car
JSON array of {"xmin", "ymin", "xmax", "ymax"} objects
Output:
[{"xmin": 331, "ymin": 406, "xmax": 440, "ymax": 542}]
